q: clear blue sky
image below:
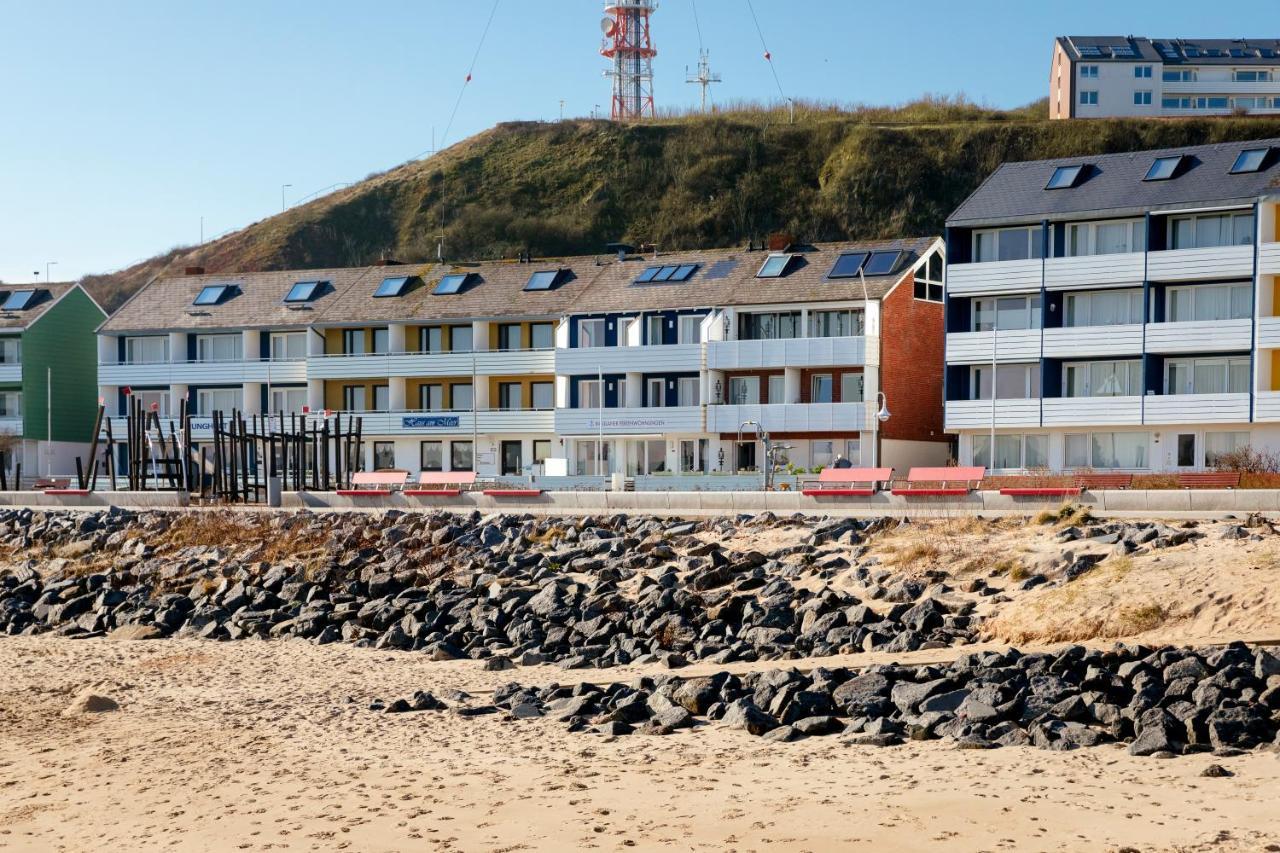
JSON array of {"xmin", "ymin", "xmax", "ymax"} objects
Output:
[{"xmin": 0, "ymin": 0, "xmax": 1243, "ymax": 283}]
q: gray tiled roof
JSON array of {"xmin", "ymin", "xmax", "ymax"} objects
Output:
[
  {"xmin": 1059, "ymin": 36, "xmax": 1280, "ymax": 65},
  {"xmin": 0, "ymin": 283, "xmax": 79, "ymax": 331},
  {"xmin": 947, "ymin": 137, "xmax": 1280, "ymax": 227}
]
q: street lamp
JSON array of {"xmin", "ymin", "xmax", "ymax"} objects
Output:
[
  {"xmin": 281, "ymin": 184, "xmax": 293, "ymax": 212},
  {"xmin": 871, "ymin": 391, "xmax": 890, "ymax": 468},
  {"xmin": 46, "ymin": 261, "xmax": 57, "ymax": 283}
]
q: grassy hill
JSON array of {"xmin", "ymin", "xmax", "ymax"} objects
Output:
[{"xmin": 83, "ymin": 97, "xmax": 1280, "ymax": 311}]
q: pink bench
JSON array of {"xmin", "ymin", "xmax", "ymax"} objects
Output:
[
  {"xmin": 403, "ymin": 471, "xmax": 478, "ymax": 496},
  {"xmin": 337, "ymin": 471, "xmax": 408, "ymax": 496},
  {"xmin": 892, "ymin": 466, "xmax": 986, "ymax": 497},
  {"xmin": 801, "ymin": 467, "xmax": 893, "ymax": 497}
]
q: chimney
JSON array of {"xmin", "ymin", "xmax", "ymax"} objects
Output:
[
  {"xmin": 184, "ymin": 266, "xmax": 205, "ymax": 276},
  {"xmin": 767, "ymin": 233, "xmax": 794, "ymax": 252}
]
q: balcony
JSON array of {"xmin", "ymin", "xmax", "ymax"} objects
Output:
[
  {"xmin": 707, "ymin": 402, "xmax": 867, "ymax": 433},
  {"xmin": 1254, "ymin": 392, "xmax": 1280, "ymax": 421},
  {"xmin": 1261, "ymin": 242, "xmax": 1280, "ymax": 275},
  {"xmin": 1161, "ymin": 80, "xmax": 1280, "ymax": 96},
  {"xmin": 106, "ymin": 409, "xmax": 557, "ymax": 440},
  {"xmin": 1042, "ymin": 324, "xmax": 1144, "ymax": 358},
  {"xmin": 945, "ymin": 330, "xmax": 1040, "ymax": 364},
  {"xmin": 1143, "ymin": 393, "xmax": 1251, "ymax": 425},
  {"xmin": 555, "ymin": 406, "xmax": 704, "ymax": 435},
  {"xmin": 1258, "ymin": 316, "xmax": 1280, "ymax": 348},
  {"xmin": 1044, "ymin": 252, "xmax": 1145, "ymax": 290},
  {"xmin": 306, "ymin": 348, "xmax": 556, "ymax": 380},
  {"xmin": 1146, "ymin": 245, "xmax": 1254, "ymax": 282},
  {"xmin": 556, "ymin": 343, "xmax": 702, "ymax": 375},
  {"xmin": 945, "ymin": 258, "xmax": 1042, "ymax": 296},
  {"xmin": 1042, "ymin": 396, "xmax": 1142, "ymax": 427},
  {"xmin": 99, "ymin": 358, "xmax": 307, "ymax": 386},
  {"xmin": 0, "ymin": 417, "xmax": 22, "ymax": 436},
  {"xmin": 0, "ymin": 364, "xmax": 20, "ymax": 384},
  {"xmin": 706, "ymin": 336, "xmax": 867, "ymax": 370},
  {"xmin": 1144, "ymin": 319, "xmax": 1252, "ymax": 354},
  {"xmin": 944, "ymin": 399, "xmax": 1041, "ymax": 430}
]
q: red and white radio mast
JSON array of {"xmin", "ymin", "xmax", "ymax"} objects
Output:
[{"xmin": 600, "ymin": 1, "xmax": 656, "ymax": 120}]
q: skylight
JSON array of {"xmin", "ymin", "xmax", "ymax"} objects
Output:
[
  {"xmin": 1046, "ymin": 164, "xmax": 1086, "ymax": 189},
  {"xmin": 193, "ymin": 284, "xmax": 232, "ymax": 306},
  {"xmin": 863, "ymin": 251, "xmax": 902, "ymax": 276},
  {"xmin": 634, "ymin": 263, "xmax": 698, "ymax": 284},
  {"xmin": 828, "ymin": 252, "xmax": 870, "ymax": 279},
  {"xmin": 1144, "ymin": 155, "xmax": 1184, "ymax": 181},
  {"xmin": 756, "ymin": 253, "xmax": 797, "ymax": 278},
  {"xmin": 374, "ymin": 276, "xmax": 411, "ymax": 298},
  {"xmin": 1230, "ymin": 148, "xmax": 1270, "ymax": 174},
  {"xmin": 524, "ymin": 270, "xmax": 561, "ymax": 291},
  {"xmin": 634, "ymin": 266, "xmax": 661, "ymax": 283},
  {"xmin": 432, "ymin": 273, "xmax": 473, "ymax": 295},
  {"xmin": 284, "ymin": 281, "xmax": 322, "ymax": 303},
  {"xmin": 1, "ymin": 290, "xmax": 37, "ymax": 311}
]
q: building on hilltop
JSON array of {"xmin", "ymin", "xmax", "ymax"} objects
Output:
[
  {"xmin": 95, "ymin": 237, "xmax": 950, "ymax": 483},
  {"xmin": 1050, "ymin": 36, "xmax": 1280, "ymax": 119},
  {"xmin": 943, "ymin": 137, "xmax": 1280, "ymax": 473}
]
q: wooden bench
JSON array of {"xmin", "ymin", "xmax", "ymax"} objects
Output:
[
  {"xmin": 45, "ymin": 489, "xmax": 92, "ymax": 496},
  {"xmin": 482, "ymin": 489, "xmax": 544, "ymax": 497},
  {"xmin": 33, "ymin": 478, "xmax": 71, "ymax": 491},
  {"xmin": 337, "ymin": 471, "xmax": 408, "ymax": 496},
  {"xmin": 801, "ymin": 467, "xmax": 893, "ymax": 497},
  {"xmin": 999, "ymin": 486, "xmax": 1082, "ymax": 497},
  {"xmin": 403, "ymin": 471, "xmax": 478, "ymax": 496},
  {"xmin": 891, "ymin": 466, "xmax": 986, "ymax": 497},
  {"xmin": 1177, "ymin": 471, "xmax": 1241, "ymax": 489},
  {"xmin": 1074, "ymin": 473, "xmax": 1134, "ymax": 491}
]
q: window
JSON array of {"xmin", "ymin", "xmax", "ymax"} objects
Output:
[
  {"xmin": 1, "ymin": 290, "xmax": 38, "ymax": 311},
  {"xmin": 130, "ymin": 390, "xmax": 167, "ymax": 417},
  {"xmin": 1205, "ymin": 432, "xmax": 1250, "ymax": 467},
  {"xmin": 757, "ymin": 253, "xmax": 797, "ymax": 278},
  {"xmin": 269, "ymin": 387, "xmax": 307, "ymax": 414},
  {"xmin": 524, "ymin": 270, "xmax": 561, "ymax": 291},
  {"xmin": 1165, "ymin": 357, "xmax": 1250, "ymax": 394},
  {"xmin": 420, "ymin": 441, "xmax": 443, "ymax": 471},
  {"xmin": 0, "ymin": 390, "xmax": 24, "ymax": 418},
  {"xmin": 1170, "ymin": 212, "xmax": 1255, "ymax": 249},
  {"xmin": 0, "ymin": 338, "xmax": 19, "ymax": 364},
  {"xmin": 193, "ymin": 284, "xmax": 232, "ymax": 306},
  {"xmin": 862, "ymin": 251, "xmax": 901, "ymax": 276},
  {"xmin": 1135, "ymin": 65, "xmax": 1153, "ymax": 78},
  {"xmin": 809, "ymin": 309, "xmax": 863, "ymax": 337},
  {"xmin": 575, "ymin": 440, "xmax": 611, "ymax": 476},
  {"xmin": 530, "ymin": 323, "xmax": 554, "ymax": 349},
  {"xmin": 342, "ymin": 329, "xmax": 366, "ymax": 355},
  {"xmin": 578, "ymin": 379, "xmax": 601, "ymax": 408},
  {"xmin": 270, "ymin": 332, "xmax": 307, "ymax": 360},
  {"xmin": 420, "ymin": 384, "xmax": 444, "ymax": 411},
  {"xmin": 1063, "ymin": 360, "xmax": 1142, "ymax": 397},
  {"xmin": 1145, "ymin": 155, "xmax": 1184, "ymax": 181},
  {"xmin": 635, "ymin": 264, "xmax": 697, "ymax": 284},
  {"xmin": 1046, "ymin": 165, "xmax": 1085, "ymax": 190},
  {"xmin": 767, "ymin": 375, "xmax": 786, "ymax": 403},
  {"xmin": 498, "ymin": 382, "xmax": 523, "ymax": 410},
  {"xmin": 841, "ymin": 372, "xmax": 864, "ymax": 402},
  {"xmin": 1163, "ymin": 96, "xmax": 1229, "ymax": 110},
  {"xmin": 371, "ymin": 328, "xmax": 389, "ymax": 354},
  {"xmin": 914, "ymin": 252, "xmax": 943, "ymax": 302},
  {"xmin": 1134, "ymin": 91, "xmax": 1153, "ymax": 106},
  {"xmin": 342, "ymin": 385, "xmax": 366, "ymax": 411},
  {"xmin": 450, "ymin": 325, "xmax": 473, "ymax": 352},
  {"xmin": 828, "ymin": 252, "xmax": 869, "ymax": 278},
  {"xmin": 1066, "ymin": 220, "xmax": 1145, "ymax": 256},
  {"xmin": 370, "ymin": 442, "xmax": 395, "ymax": 470},
  {"xmin": 451, "ymin": 441, "xmax": 474, "ymax": 472},
  {"xmin": 728, "ymin": 376, "xmax": 760, "ymax": 405},
  {"xmin": 196, "ymin": 334, "xmax": 242, "ymax": 363},
  {"xmin": 284, "ymin": 281, "xmax": 322, "ymax": 303},
  {"xmin": 531, "ymin": 382, "xmax": 554, "ymax": 410},
  {"xmin": 1166, "ymin": 284, "xmax": 1252, "ymax": 322},
  {"xmin": 421, "ymin": 326, "xmax": 444, "ymax": 353},
  {"xmin": 1079, "ymin": 65, "xmax": 1099, "ymax": 78},
  {"xmin": 972, "ymin": 295, "xmax": 1040, "ymax": 332},
  {"xmin": 678, "ymin": 315, "xmax": 701, "ymax": 343},
  {"xmin": 1080, "ymin": 90, "xmax": 1099, "ymax": 105},
  {"xmin": 810, "ymin": 373, "xmax": 833, "ymax": 404},
  {"xmin": 1091, "ymin": 432, "xmax": 1149, "ymax": 469},
  {"xmin": 125, "ymin": 336, "xmax": 168, "ymax": 364},
  {"xmin": 738, "ymin": 311, "xmax": 801, "ymax": 340},
  {"xmin": 1064, "ymin": 289, "xmax": 1143, "ymax": 327},
  {"xmin": 972, "ymin": 434, "xmax": 1048, "ymax": 470},
  {"xmin": 197, "ymin": 388, "xmax": 240, "ymax": 415},
  {"xmin": 646, "ymin": 315, "xmax": 666, "ymax": 345},
  {"xmin": 374, "ymin": 276, "xmax": 411, "ymax": 298},
  {"xmin": 579, "ymin": 318, "xmax": 607, "ymax": 348},
  {"xmin": 432, "ymin": 273, "xmax": 472, "ymax": 295},
  {"xmin": 972, "ymin": 226, "xmax": 1043, "ymax": 262},
  {"xmin": 646, "ymin": 377, "xmax": 665, "ymax": 407},
  {"xmin": 677, "ymin": 377, "xmax": 700, "ymax": 407},
  {"xmin": 811, "ymin": 440, "xmax": 835, "ymax": 468},
  {"xmin": 533, "ymin": 440, "xmax": 551, "ymax": 465},
  {"xmin": 972, "ymin": 364, "xmax": 1040, "ymax": 400},
  {"xmin": 451, "ymin": 383, "xmax": 473, "ymax": 411},
  {"xmin": 1230, "ymin": 148, "xmax": 1270, "ymax": 174},
  {"xmin": 498, "ymin": 324, "xmax": 522, "ymax": 351},
  {"xmin": 1234, "ymin": 69, "xmax": 1272, "ymax": 82},
  {"xmin": 1163, "ymin": 69, "xmax": 1196, "ymax": 82},
  {"xmin": 371, "ymin": 385, "xmax": 388, "ymax": 410}
]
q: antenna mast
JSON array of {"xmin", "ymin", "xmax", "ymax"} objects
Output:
[
  {"xmin": 685, "ymin": 49, "xmax": 720, "ymax": 113},
  {"xmin": 600, "ymin": 1, "xmax": 657, "ymax": 120}
]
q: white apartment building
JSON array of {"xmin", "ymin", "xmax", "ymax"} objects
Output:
[
  {"xmin": 944, "ymin": 138, "xmax": 1280, "ymax": 473},
  {"xmin": 1051, "ymin": 36, "xmax": 1280, "ymax": 119}
]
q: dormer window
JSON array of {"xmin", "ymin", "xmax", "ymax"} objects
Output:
[
  {"xmin": 1144, "ymin": 155, "xmax": 1185, "ymax": 181},
  {"xmin": 1046, "ymin": 164, "xmax": 1086, "ymax": 189}
]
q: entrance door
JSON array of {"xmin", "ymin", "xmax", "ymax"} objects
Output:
[
  {"xmin": 1175, "ymin": 433, "xmax": 1197, "ymax": 469},
  {"xmin": 735, "ymin": 441, "xmax": 757, "ymax": 472},
  {"xmin": 501, "ymin": 440, "xmax": 523, "ymax": 475}
]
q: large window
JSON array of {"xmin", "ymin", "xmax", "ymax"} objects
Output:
[
  {"xmin": 972, "ymin": 433, "xmax": 1048, "ymax": 470},
  {"xmin": 579, "ymin": 318, "xmax": 607, "ymax": 348},
  {"xmin": 342, "ymin": 385, "xmax": 366, "ymax": 411},
  {"xmin": 646, "ymin": 315, "xmax": 666, "ymax": 345},
  {"xmin": 809, "ymin": 309, "xmax": 864, "ymax": 337},
  {"xmin": 1064, "ymin": 289, "xmax": 1143, "ymax": 327},
  {"xmin": 0, "ymin": 338, "xmax": 21, "ymax": 364},
  {"xmin": 972, "ymin": 295, "xmax": 1041, "ymax": 332},
  {"xmin": 0, "ymin": 391, "xmax": 23, "ymax": 418},
  {"xmin": 1163, "ymin": 69, "xmax": 1196, "ymax": 82},
  {"xmin": 420, "ymin": 441, "xmax": 443, "ymax": 471},
  {"xmin": 841, "ymin": 372, "xmax": 865, "ymax": 402},
  {"xmin": 197, "ymin": 388, "xmax": 241, "ymax": 415},
  {"xmin": 679, "ymin": 315, "xmax": 702, "ymax": 344},
  {"xmin": 1066, "ymin": 220, "xmax": 1145, "ymax": 256},
  {"xmin": 196, "ymin": 334, "xmax": 242, "ymax": 363},
  {"xmin": 530, "ymin": 382, "xmax": 553, "ymax": 410},
  {"xmin": 1065, "ymin": 432, "xmax": 1149, "ymax": 469},
  {"xmin": 1234, "ymin": 69, "xmax": 1272, "ymax": 82},
  {"xmin": 728, "ymin": 376, "xmax": 760, "ymax": 405},
  {"xmin": 498, "ymin": 324, "xmax": 522, "ymax": 351},
  {"xmin": 449, "ymin": 325, "xmax": 473, "ymax": 352},
  {"xmin": 371, "ymin": 328, "xmax": 389, "ymax": 354},
  {"xmin": 677, "ymin": 377, "xmax": 700, "ymax": 407},
  {"xmin": 131, "ymin": 390, "xmax": 168, "ymax": 416},
  {"xmin": 1205, "ymin": 432, "xmax": 1250, "ymax": 467},
  {"xmin": 421, "ymin": 326, "xmax": 444, "ymax": 353},
  {"xmin": 530, "ymin": 323, "xmax": 554, "ymax": 350},
  {"xmin": 497, "ymin": 382, "xmax": 523, "ymax": 410},
  {"xmin": 450, "ymin": 383, "xmax": 473, "ymax": 411},
  {"xmin": 578, "ymin": 379, "xmax": 602, "ymax": 409},
  {"xmin": 914, "ymin": 253, "xmax": 943, "ymax": 302},
  {"xmin": 372, "ymin": 385, "xmax": 389, "ymax": 411},
  {"xmin": 738, "ymin": 311, "xmax": 801, "ymax": 340},
  {"xmin": 1165, "ymin": 357, "xmax": 1250, "ymax": 395},
  {"xmin": 1166, "ymin": 284, "xmax": 1251, "ymax": 322},
  {"xmin": 450, "ymin": 441, "xmax": 473, "ymax": 472},
  {"xmin": 973, "ymin": 226, "xmax": 1044, "ymax": 263},
  {"xmin": 767, "ymin": 375, "xmax": 785, "ymax": 403},
  {"xmin": 269, "ymin": 388, "xmax": 307, "ymax": 413},
  {"xmin": 1170, "ymin": 212, "xmax": 1255, "ymax": 249},
  {"xmin": 1063, "ymin": 360, "xmax": 1142, "ymax": 397},
  {"xmin": 269, "ymin": 332, "xmax": 306, "ymax": 361},
  {"xmin": 372, "ymin": 442, "xmax": 395, "ymax": 470},
  {"xmin": 810, "ymin": 374, "xmax": 833, "ymax": 404},
  {"xmin": 125, "ymin": 336, "xmax": 168, "ymax": 365},
  {"xmin": 420, "ymin": 384, "xmax": 444, "ymax": 411},
  {"xmin": 971, "ymin": 364, "xmax": 1040, "ymax": 400},
  {"xmin": 342, "ymin": 329, "xmax": 366, "ymax": 355}
]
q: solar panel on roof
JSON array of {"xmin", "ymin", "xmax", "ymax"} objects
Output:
[
  {"xmin": 828, "ymin": 252, "xmax": 869, "ymax": 278},
  {"xmin": 756, "ymin": 254, "xmax": 794, "ymax": 278},
  {"xmin": 432, "ymin": 273, "xmax": 472, "ymax": 295},
  {"xmin": 1112, "ymin": 45, "xmax": 1138, "ymax": 57},
  {"xmin": 193, "ymin": 284, "xmax": 231, "ymax": 306},
  {"xmin": 703, "ymin": 259, "xmax": 738, "ymax": 280},
  {"xmin": 284, "ymin": 280, "xmax": 322, "ymax": 302},
  {"xmin": 1078, "ymin": 46, "xmax": 1103, "ymax": 57},
  {"xmin": 1144, "ymin": 155, "xmax": 1184, "ymax": 181},
  {"xmin": 863, "ymin": 251, "xmax": 902, "ymax": 276},
  {"xmin": 651, "ymin": 265, "xmax": 678, "ymax": 282},
  {"xmin": 2, "ymin": 290, "xmax": 38, "ymax": 311},
  {"xmin": 524, "ymin": 270, "xmax": 560, "ymax": 291},
  {"xmin": 374, "ymin": 276, "xmax": 411, "ymax": 298},
  {"xmin": 1230, "ymin": 148, "xmax": 1270, "ymax": 174},
  {"xmin": 634, "ymin": 266, "xmax": 661, "ymax": 283},
  {"xmin": 670, "ymin": 264, "xmax": 698, "ymax": 282}
]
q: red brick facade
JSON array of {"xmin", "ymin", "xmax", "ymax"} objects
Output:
[{"xmin": 879, "ymin": 278, "xmax": 947, "ymax": 445}]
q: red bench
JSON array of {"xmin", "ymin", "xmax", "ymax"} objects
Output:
[
  {"xmin": 801, "ymin": 467, "xmax": 893, "ymax": 497},
  {"xmin": 891, "ymin": 466, "xmax": 986, "ymax": 497},
  {"xmin": 999, "ymin": 487, "xmax": 1082, "ymax": 497},
  {"xmin": 337, "ymin": 471, "xmax": 408, "ymax": 496},
  {"xmin": 482, "ymin": 489, "xmax": 544, "ymax": 497},
  {"xmin": 1074, "ymin": 473, "xmax": 1134, "ymax": 491},
  {"xmin": 1177, "ymin": 471, "xmax": 1241, "ymax": 489},
  {"xmin": 404, "ymin": 471, "xmax": 478, "ymax": 496},
  {"xmin": 45, "ymin": 489, "xmax": 92, "ymax": 496}
]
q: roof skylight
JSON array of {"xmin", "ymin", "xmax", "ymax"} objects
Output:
[
  {"xmin": 863, "ymin": 251, "xmax": 903, "ymax": 276},
  {"xmin": 1, "ymin": 290, "xmax": 38, "ymax": 311},
  {"xmin": 193, "ymin": 284, "xmax": 232, "ymax": 306},
  {"xmin": 524, "ymin": 270, "xmax": 562, "ymax": 291},
  {"xmin": 828, "ymin": 252, "xmax": 870, "ymax": 279},
  {"xmin": 1144, "ymin": 155, "xmax": 1185, "ymax": 181},
  {"xmin": 634, "ymin": 263, "xmax": 698, "ymax": 284},
  {"xmin": 374, "ymin": 276, "xmax": 411, "ymax": 298},
  {"xmin": 432, "ymin": 273, "xmax": 473, "ymax": 295},
  {"xmin": 756, "ymin": 253, "xmax": 797, "ymax": 278},
  {"xmin": 284, "ymin": 281, "xmax": 323, "ymax": 303},
  {"xmin": 1230, "ymin": 148, "xmax": 1270, "ymax": 174},
  {"xmin": 1046, "ymin": 164, "xmax": 1086, "ymax": 189}
]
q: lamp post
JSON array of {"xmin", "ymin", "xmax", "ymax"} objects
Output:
[
  {"xmin": 45, "ymin": 261, "xmax": 57, "ymax": 283},
  {"xmin": 856, "ymin": 268, "xmax": 891, "ymax": 466},
  {"xmin": 281, "ymin": 184, "xmax": 292, "ymax": 212}
]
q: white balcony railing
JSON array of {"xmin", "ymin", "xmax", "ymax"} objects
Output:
[
  {"xmin": 1144, "ymin": 319, "xmax": 1252, "ymax": 354},
  {"xmin": 98, "ymin": 358, "xmax": 307, "ymax": 386},
  {"xmin": 1254, "ymin": 391, "xmax": 1280, "ymax": 422},
  {"xmin": 1258, "ymin": 316, "xmax": 1280, "ymax": 349},
  {"xmin": 945, "ymin": 330, "xmax": 1040, "ymax": 364},
  {"xmin": 1041, "ymin": 396, "xmax": 1143, "ymax": 427},
  {"xmin": 0, "ymin": 364, "xmax": 21, "ymax": 384},
  {"xmin": 554, "ymin": 406, "xmax": 704, "ymax": 435},
  {"xmin": 1161, "ymin": 80, "xmax": 1280, "ymax": 96},
  {"xmin": 1042, "ymin": 324, "xmax": 1144, "ymax": 358},
  {"xmin": 1145, "ymin": 244, "xmax": 1254, "ymax": 282},
  {"xmin": 1044, "ymin": 252, "xmax": 1145, "ymax": 290},
  {"xmin": 1260, "ymin": 242, "xmax": 1280, "ymax": 275},
  {"xmin": 945, "ymin": 258, "xmax": 1042, "ymax": 296},
  {"xmin": 706, "ymin": 336, "xmax": 867, "ymax": 370},
  {"xmin": 0, "ymin": 416, "xmax": 22, "ymax": 436},
  {"xmin": 707, "ymin": 402, "xmax": 867, "ymax": 433},
  {"xmin": 1142, "ymin": 393, "xmax": 1251, "ymax": 425},
  {"xmin": 106, "ymin": 409, "xmax": 557, "ymax": 441},
  {"xmin": 306, "ymin": 348, "xmax": 556, "ymax": 380},
  {"xmin": 944, "ymin": 398, "xmax": 1041, "ymax": 430},
  {"xmin": 556, "ymin": 343, "xmax": 703, "ymax": 375}
]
